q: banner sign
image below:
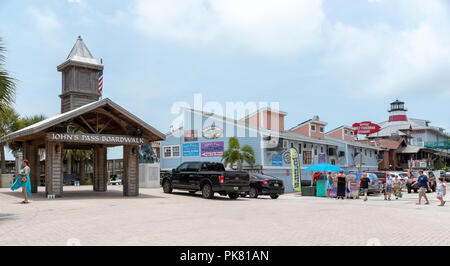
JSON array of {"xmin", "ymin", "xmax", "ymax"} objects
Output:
[
  {"xmin": 272, "ymin": 153, "xmax": 283, "ymax": 166},
  {"xmin": 352, "ymin": 121, "xmax": 381, "ymax": 136},
  {"xmin": 183, "ymin": 143, "xmax": 200, "ymax": 157},
  {"xmin": 46, "ymin": 133, "xmax": 146, "ymax": 145},
  {"xmin": 202, "ymin": 125, "xmax": 223, "ymax": 139},
  {"xmin": 201, "ymin": 141, "xmax": 224, "ymax": 157},
  {"xmin": 318, "ymin": 154, "xmax": 326, "ymax": 164},
  {"xmin": 290, "ymin": 148, "xmax": 302, "ymax": 192}
]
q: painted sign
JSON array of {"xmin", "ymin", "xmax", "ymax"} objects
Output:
[
  {"xmin": 184, "ymin": 130, "xmax": 198, "ymax": 142},
  {"xmin": 318, "ymin": 154, "xmax": 326, "ymax": 164},
  {"xmin": 283, "ymin": 151, "xmax": 291, "ymax": 164},
  {"xmin": 290, "ymin": 148, "xmax": 302, "ymax": 192},
  {"xmin": 201, "ymin": 141, "xmax": 225, "ymax": 157},
  {"xmin": 46, "ymin": 133, "xmax": 146, "ymax": 145},
  {"xmin": 183, "ymin": 143, "xmax": 200, "ymax": 157},
  {"xmin": 202, "ymin": 125, "xmax": 223, "ymax": 139},
  {"xmin": 352, "ymin": 122, "xmax": 381, "ymax": 136},
  {"xmin": 272, "ymin": 153, "xmax": 283, "ymax": 166}
]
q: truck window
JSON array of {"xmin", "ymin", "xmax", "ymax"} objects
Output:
[
  {"xmin": 201, "ymin": 163, "xmax": 225, "ymax": 172},
  {"xmin": 177, "ymin": 163, "xmax": 190, "ymax": 172}
]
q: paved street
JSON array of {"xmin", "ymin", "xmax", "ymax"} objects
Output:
[{"xmin": 1, "ymin": 186, "xmax": 449, "ymax": 246}]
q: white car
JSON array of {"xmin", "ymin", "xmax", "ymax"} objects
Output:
[{"xmin": 388, "ymin": 172, "xmax": 408, "ymax": 185}]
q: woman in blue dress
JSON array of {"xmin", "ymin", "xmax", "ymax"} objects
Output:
[{"xmin": 11, "ymin": 159, "xmax": 32, "ymax": 204}]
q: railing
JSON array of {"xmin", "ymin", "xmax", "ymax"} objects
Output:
[{"xmin": 424, "ymin": 140, "xmax": 450, "ymax": 149}]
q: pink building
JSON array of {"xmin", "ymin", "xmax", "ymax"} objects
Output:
[
  {"xmin": 326, "ymin": 126, "xmax": 356, "ymax": 142},
  {"xmin": 289, "ymin": 116, "xmax": 328, "ymax": 140}
]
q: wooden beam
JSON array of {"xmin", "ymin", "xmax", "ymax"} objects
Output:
[
  {"xmin": 98, "ymin": 118, "xmax": 113, "ymax": 134},
  {"xmin": 79, "ymin": 115, "xmax": 96, "ymax": 134}
]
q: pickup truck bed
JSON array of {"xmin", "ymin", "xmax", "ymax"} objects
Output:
[{"xmin": 161, "ymin": 162, "xmax": 250, "ymax": 199}]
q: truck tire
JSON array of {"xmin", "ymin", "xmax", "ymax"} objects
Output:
[
  {"xmin": 202, "ymin": 184, "xmax": 214, "ymax": 199},
  {"xmin": 270, "ymin": 194, "xmax": 279, "ymax": 199},
  {"xmin": 162, "ymin": 180, "xmax": 173, "ymax": 193},
  {"xmin": 228, "ymin": 193, "xmax": 239, "ymax": 200},
  {"xmin": 249, "ymin": 187, "xmax": 258, "ymax": 199}
]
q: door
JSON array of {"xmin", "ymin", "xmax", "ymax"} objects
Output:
[{"xmin": 172, "ymin": 162, "xmax": 189, "ymax": 189}]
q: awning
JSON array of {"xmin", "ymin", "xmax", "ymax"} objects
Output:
[{"xmin": 397, "ymin": 145, "xmax": 422, "ymax": 154}]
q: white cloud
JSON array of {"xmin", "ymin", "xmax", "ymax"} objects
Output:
[
  {"xmin": 323, "ymin": 0, "xmax": 450, "ymax": 98},
  {"xmin": 131, "ymin": 0, "xmax": 450, "ymax": 98},
  {"xmin": 133, "ymin": 0, "xmax": 325, "ymax": 55},
  {"xmin": 28, "ymin": 7, "xmax": 62, "ymax": 32}
]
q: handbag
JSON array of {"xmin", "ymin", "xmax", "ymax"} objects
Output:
[{"xmin": 20, "ymin": 176, "xmax": 27, "ymax": 183}]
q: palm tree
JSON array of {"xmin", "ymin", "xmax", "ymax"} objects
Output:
[
  {"xmin": 222, "ymin": 137, "xmax": 255, "ymax": 170},
  {"xmin": 0, "ymin": 37, "xmax": 16, "ymax": 115},
  {"xmin": 63, "ymin": 149, "xmax": 93, "ymax": 184},
  {"xmin": 0, "ymin": 104, "xmax": 19, "ymax": 173}
]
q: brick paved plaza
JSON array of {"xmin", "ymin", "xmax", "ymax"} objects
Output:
[{"xmin": 1, "ymin": 186, "xmax": 449, "ymax": 246}]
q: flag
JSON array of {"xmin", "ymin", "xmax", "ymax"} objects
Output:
[
  {"xmin": 290, "ymin": 148, "xmax": 302, "ymax": 192},
  {"xmin": 98, "ymin": 70, "xmax": 104, "ymax": 96}
]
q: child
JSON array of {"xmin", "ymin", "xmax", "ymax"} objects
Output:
[{"xmin": 436, "ymin": 177, "xmax": 446, "ymax": 207}]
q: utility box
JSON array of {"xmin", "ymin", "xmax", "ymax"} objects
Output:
[{"xmin": 139, "ymin": 163, "xmax": 160, "ymax": 188}]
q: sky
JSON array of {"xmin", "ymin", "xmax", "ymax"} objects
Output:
[{"xmin": 0, "ymin": 0, "xmax": 449, "ymax": 159}]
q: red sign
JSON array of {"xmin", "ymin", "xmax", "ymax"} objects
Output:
[{"xmin": 352, "ymin": 121, "xmax": 381, "ymax": 136}]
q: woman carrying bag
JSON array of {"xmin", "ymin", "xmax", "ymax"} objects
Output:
[{"xmin": 11, "ymin": 159, "xmax": 32, "ymax": 204}]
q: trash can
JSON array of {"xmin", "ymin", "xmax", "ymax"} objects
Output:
[{"xmin": 316, "ymin": 180, "xmax": 326, "ymax": 197}]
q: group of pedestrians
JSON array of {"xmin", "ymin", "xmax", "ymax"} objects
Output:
[
  {"xmin": 325, "ymin": 169, "xmax": 446, "ymax": 206},
  {"xmin": 412, "ymin": 170, "xmax": 447, "ymax": 206}
]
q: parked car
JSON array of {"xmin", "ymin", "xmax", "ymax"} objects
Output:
[
  {"xmin": 241, "ymin": 173, "xmax": 284, "ymax": 199},
  {"xmin": 161, "ymin": 162, "xmax": 250, "ymax": 200},
  {"xmin": 354, "ymin": 173, "xmax": 383, "ymax": 195},
  {"xmin": 427, "ymin": 171, "xmax": 437, "ymax": 192},
  {"xmin": 406, "ymin": 172, "xmax": 419, "ymax": 194},
  {"xmin": 446, "ymin": 172, "xmax": 450, "ymax": 182},
  {"xmin": 366, "ymin": 171, "xmax": 388, "ymax": 185}
]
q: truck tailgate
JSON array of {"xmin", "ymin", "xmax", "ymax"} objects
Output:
[{"xmin": 224, "ymin": 171, "xmax": 249, "ymax": 186}]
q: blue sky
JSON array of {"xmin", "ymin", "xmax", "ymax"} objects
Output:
[{"xmin": 0, "ymin": 0, "xmax": 449, "ymax": 159}]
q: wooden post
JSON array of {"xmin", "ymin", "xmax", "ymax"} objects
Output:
[
  {"xmin": 24, "ymin": 142, "xmax": 40, "ymax": 193},
  {"xmin": 93, "ymin": 145, "xmax": 108, "ymax": 192},
  {"xmin": 123, "ymin": 145, "xmax": 139, "ymax": 197},
  {"xmin": 45, "ymin": 142, "xmax": 63, "ymax": 197}
]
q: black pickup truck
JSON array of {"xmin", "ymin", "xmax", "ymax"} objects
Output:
[{"xmin": 161, "ymin": 162, "xmax": 250, "ymax": 199}]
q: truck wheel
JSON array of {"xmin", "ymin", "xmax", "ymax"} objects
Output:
[
  {"xmin": 270, "ymin": 194, "xmax": 279, "ymax": 199},
  {"xmin": 249, "ymin": 187, "xmax": 258, "ymax": 199},
  {"xmin": 229, "ymin": 193, "xmax": 239, "ymax": 200},
  {"xmin": 162, "ymin": 180, "xmax": 173, "ymax": 193},
  {"xmin": 202, "ymin": 184, "xmax": 214, "ymax": 199}
]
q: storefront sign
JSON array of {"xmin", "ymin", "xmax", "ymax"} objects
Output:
[
  {"xmin": 46, "ymin": 133, "xmax": 146, "ymax": 145},
  {"xmin": 202, "ymin": 125, "xmax": 223, "ymax": 139},
  {"xmin": 272, "ymin": 153, "xmax": 283, "ymax": 166},
  {"xmin": 318, "ymin": 154, "xmax": 326, "ymax": 164},
  {"xmin": 201, "ymin": 141, "xmax": 224, "ymax": 157},
  {"xmin": 352, "ymin": 121, "xmax": 381, "ymax": 136},
  {"xmin": 184, "ymin": 130, "xmax": 198, "ymax": 142},
  {"xmin": 283, "ymin": 151, "xmax": 291, "ymax": 164},
  {"xmin": 290, "ymin": 148, "xmax": 302, "ymax": 192},
  {"xmin": 183, "ymin": 143, "xmax": 200, "ymax": 157}
]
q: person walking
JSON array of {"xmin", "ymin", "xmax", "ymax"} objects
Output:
[
  {"xmin": 326, "ymin": 171, "xmax": 334, "ymax": 198},
  {"xmin": 336, "ymin": 170, "xmax": 348, "ymax": 200},
  {"xmin": 10, "ymin": 159, "xmax": 32, "ymax": 204},
  {"xmin": 412, "ymin": 170, "xmax": 431, "ymax": 205},
  {"xmin": 392, "ymin": 175, "xmax": 403, "ymax": 200},
  {"xmin": 360, "ymin": 173, "xmax": 371, "ymax": 202},
  {"xmin": 384, "ymin": 174, "xmax": 393, "ymax": 200},
  {"xmin": 436, "ymin": 176, "xmax": 446, "ymax": 207}
]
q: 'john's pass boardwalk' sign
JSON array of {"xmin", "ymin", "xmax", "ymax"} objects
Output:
[{"xmin": 46, "ymin": 133, "xmax": 146, "ymax": 145}]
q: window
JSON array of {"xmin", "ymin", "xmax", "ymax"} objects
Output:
[
  {"xmin": 365, "ymin": 150, "xmax": 367, "ymax": 156},
  {"xmin": 320, "ymin": 127, "xmax": 324, "ymax": 133},
  {"xmin": 304, "ymin": 143, "xmax": 307, "ymax": 149},
  {"xmin": 314, "ymin": 146, "xmax": 318, "ymax": 156},
  {"xmin": 350, "ymin": 131, "xmax": 354, "ymax": 136},
  {"xmin": 290, "ymin": 142, "xmax": 294, "ymax": 148},
  {"xmin": 311, "ymin": 124, "xmax": 316, "ymax": 132},
  {"xmin": 344, "ymin": 129, "xmax": 348, "ymax": 135},
  {"xmin": 201, "ymin": 162, "xmax": 225, "ymax": 172},
  {"xmin": 303, "ymin": 151, "xmax": 312, "ymax": 164},
  {"xmin": 298, "ymin": 144, "xmax": 302, "ymax": 154},
  {"xmin": 163, "ymin": 145, "xmax": 181, "ymax": 158},
  {"xmin": 320, "ymin": 146, "xmax": 324, "ymax": 154}
]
